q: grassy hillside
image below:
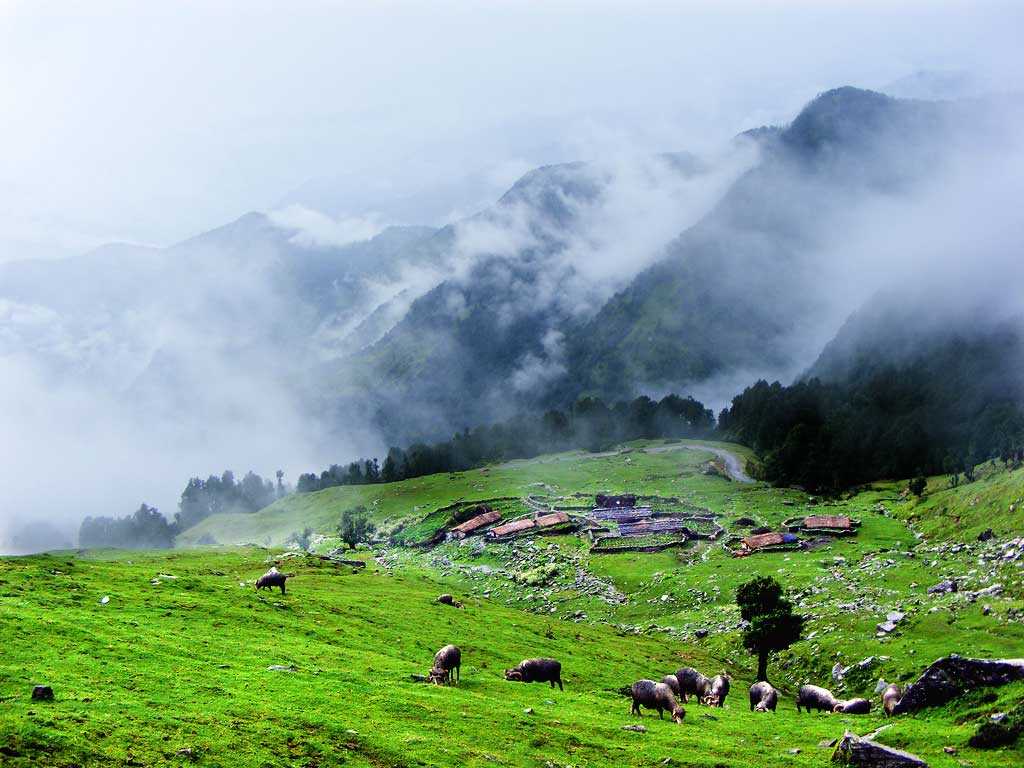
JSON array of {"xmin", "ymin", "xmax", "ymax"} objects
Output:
[
  {"xmin": 2, "ymin": 547, "xmax": 1022, "ymax": 768},
  {"xmin": 901, "ymin": 462, "xmax": 1024, "ymax": 540},
  {"xmin": 176, "ymin": 441, "xmax": 758, "ymax": 548},
  {"xmin": 4, "ymin": 442, "xmax": 1023, "ymax": 766}
]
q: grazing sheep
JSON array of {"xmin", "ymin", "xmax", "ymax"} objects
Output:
[
  {"xmin": 661, "ymin": 674, "xmax": 681, "ymax": 696},
  {"xmin": 796, "ymin": 684, "xmax": 841, "ymax": 713},
  {"xmin": 749, "ymin": 681, "xmax": 778, "ymax": 712},
  {"xmin": 255, "ymin": 567, "xmax": 294, "ymax": 594},
  {"xmin": 429, "ymin": 644, "xmax": 462, "ymax": 685},
  {"xmin": 630, "ymin": 680, "xmax": 685, "ymax": 723},
  {"xmin": 436, "ymin": 594, "xmax": 464, "ymax": 608},
  {"xmin": 881, "ymin": 683, "xmax": 903, "ymax": 717},
  {"xmin": 835, "ymin": 697, "xmax": 872, "ymax": 714},
  {"xmin": 705, "ymin": 673, "xmax": 731, "ymax": 707},
  {"xmin": 504, "ymin": 658, "xmax": 563, "ymax": 690},
  {"xmin": 674, "ymin": 667, "xmax": 711, "ymax": 704}
]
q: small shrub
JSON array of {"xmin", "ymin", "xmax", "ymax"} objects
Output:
[
  {"xmin": 968, "ymin": 701, "xmax": 1024, "ymax": 749},
  {"xmin": 969, "ymin": 721, "xmax": 1020, "ymax": 749},
  {"xmin": 513, "ymin": 564, "xmax": 559, "ymax": 587},
  {"xmin": 339, "ymin": 507, "xmax": 376, "ymax": 550}
]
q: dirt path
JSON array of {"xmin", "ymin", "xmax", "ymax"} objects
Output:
[
  {"xmin": 643, "ymin": 443, "xmax": 754, "ymax": 483},
  {"xmin": 498, "ymin": 441, "xmax": 754, "ymax": 483}
]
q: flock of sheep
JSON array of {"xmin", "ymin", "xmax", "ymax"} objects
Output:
[{"xmin": 424, "ymin": 644, "xmax": 903, "ymax": 724}]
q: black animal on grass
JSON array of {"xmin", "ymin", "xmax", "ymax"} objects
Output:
[
  {"xmin": 705, "ymin": 673, "xmax": 731, "ymax": 707},
  {"xmin": 749, "ymin": 681, "xmax": 778, "ymax": 712},
  {"xmin": 630, "ymin": 680, "xmax": 685, "ymax": 723},
  {"xmin": 673, "ymin": 667, "xmax": 711, "ymax": 704},
  {"xmin": 428, "ymin": 644, "xmax": 462, "ymax": 685},
  {"xmin": 505, "ymin": 658, "xmax": 563, "ymax": 690},
  {"xmin": 835, "ymin": 697, "xmax": 872, "ymax": 714},
  {"xmin": 255, "ymin": 567, "xmax": 294, "ymax": 594},
  {"xmin": 661, "ymin": 674, "xmax": 681, "ymax": 696},
  {"xmin": 796, "ymin": 684, "xmax": 841, "ymax": 713},
  {"xmin": 882, "ymin": 683, "xmax": 903, "ymax": 716}
]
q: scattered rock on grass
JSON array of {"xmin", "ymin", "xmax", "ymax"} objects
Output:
[
  {"xmin": 967, "ymin": 584, "xmax": 1003, "ymax": 601},
  {"xmin": 622, "ymin": 724, "xmax": 646, "ymax": 733},
  {"xmin": 927, "ymin": 580, "xmax": 957, "ymax": 595},
  {"xmin": 831, "ymin": 731, "xmax": 927, "ymax": 767}
]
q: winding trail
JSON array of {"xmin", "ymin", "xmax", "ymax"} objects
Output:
[
  {"xmin": 643, "ymin": 442, "xmax": 754, "ymax": 483},
  {"xmin": 498, "ymin": 441, "xmax": 755, "ymax": 483}
]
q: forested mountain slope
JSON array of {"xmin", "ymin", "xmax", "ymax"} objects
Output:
[{"xmin": 344, "ymin": 88, "xmax": 1004, "ymax": 443}]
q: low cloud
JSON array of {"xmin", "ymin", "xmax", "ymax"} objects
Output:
[
  {"xmin": 268, "ymin": 205, "xmax": 387, "ymax": 248},
  {"xmin": 0, "ymin": 230, "xmax": 386, "ymax": 553}
]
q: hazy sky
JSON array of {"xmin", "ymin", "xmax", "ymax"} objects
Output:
[
  {"xmin": 2, "ymin": 0, "xmax": 1024, "ymax": 552},
  {"xmin": 2, "ymin": 0, "xmax": 1021, "ymax": 262}
]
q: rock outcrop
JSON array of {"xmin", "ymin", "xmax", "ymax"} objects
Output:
[
  {"xmin": 832, "ymin": 731, "xmax": 928, "ymax": 767},
  {"xmin": 891, "ymin": 655, "xmax": 1024, "ymax": 714}
]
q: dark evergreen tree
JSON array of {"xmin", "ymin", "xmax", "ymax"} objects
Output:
[
  {"xmin": 909, "ymin": 476, "xmax": 927, "ymax": 497},
  {"xmin": 339, "ymin": 506, "xmax": 375, "ymax": 550},
  {"xmin": 79, "ymin": 503, "xmax": 174, "ymax": 549},
  {"xmin": 736, "ymin": 576, "xmax": 805, "ymax": 682}
]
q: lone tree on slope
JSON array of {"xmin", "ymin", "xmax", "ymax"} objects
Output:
[
  {"xmin": 288, "ymin": 526, "xmax": 314, "ymax": 552},
  {"xmin": 339, "ymin": 506, "xmax": 376, "ymax": 550},
  {"xmin": 909, "ymin": 476, "xmax": 927, "ymax": 497},
  {"xmin": 736, "ymin": 576, "xmax": 805, "ymax": 682}
]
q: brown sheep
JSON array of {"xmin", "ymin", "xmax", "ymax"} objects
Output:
[
  {"xmin": 705, "ymin": 673, "xmax": 731, "ymax": 707},
  {"xmin": 436, "ymin": 594, "xmax": 464, "ymax": 608},
  {"xmin": 749, "ymin": 681, "xmax": 778, "ymax": 712},
  {"xmin": 630, "ymin": 680, "xmax": 685, "ymax": 723},
  {"xmin": 673, "ymin": 666, "xmax": 711, "ymax": 704},
  {"xmin": 429, "ymin": 644, "xmax": 461, "ymax": 685},
  {"xmin": 881, "ymin": 683, "xmax": 903, "ymax": 716},
  {"xmin": 796, "ymin": 684, "xmax": 841, "ymax": 713},
  {"xmin": 255, "ymin": 567, "xmax": 295, "ymax": 594},
  {"xmin": 835, "ymin": 697, "xmax": 872, "ymax": 714},
  {"xmin": 505, "ymin": 658, "xmax": 563, "ymax": 690}
]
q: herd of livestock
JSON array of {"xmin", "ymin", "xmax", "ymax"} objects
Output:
[
  {"xmin": 252, "ymin": 566, "xmax": 907, "ymax": 723},
  {"xmin": 423, "ymin": 643, "xmax": 903, "ymax": 723}
]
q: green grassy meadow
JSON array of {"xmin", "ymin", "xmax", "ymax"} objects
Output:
[{"xmin": 3, "ymin": 441, "xmax": 1023, "ymax": 766}]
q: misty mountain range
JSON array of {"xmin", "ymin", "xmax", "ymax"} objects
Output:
[
  {"xmin": 2, "ymin": 84, "xmax": 1022, "ymax": 544},
  {"xmin": 334, "ymin": 86, "xmax": 1022, "ymax": 442}
]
